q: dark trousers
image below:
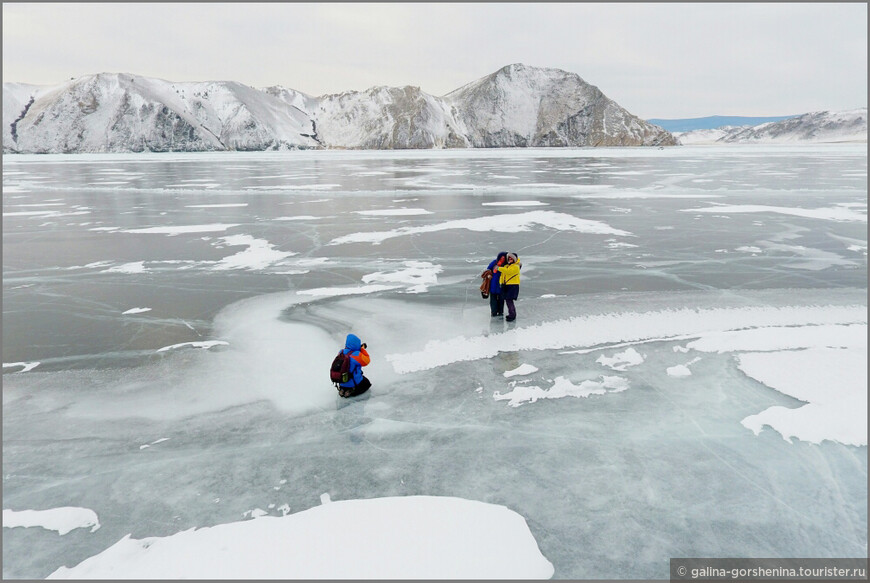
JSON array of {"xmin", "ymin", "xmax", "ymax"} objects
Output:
[
  {"xmin": 505, "ymin": 299, "xmax": 516, "ymax": 319},
  {"xmin": 489, "ymin": 293, "xmax": 504, "ymax": 316},
  {"xmin": 340, "ymin": 376, "xmax": 371, "ymax": 398}
]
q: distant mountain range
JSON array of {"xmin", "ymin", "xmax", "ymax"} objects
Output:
[
  {"xmin": 673, "ymin": 109, "xmax": 867, "ymax": 145},
  {"xmin": 2, "ymin": 64, "xmax": 676, "ymax": 153},
  {"xmin": 647, "ymin": 115, "xmax": 799, "ymax": 133}
]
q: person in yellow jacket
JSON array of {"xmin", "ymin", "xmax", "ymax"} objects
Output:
[{"xmin": 494, "ymin": 252, "xmax": 521, "ymax": 321}]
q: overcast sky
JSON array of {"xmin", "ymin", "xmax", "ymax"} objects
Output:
[{"xmin": 3, "ymin": 2, "xmax": 866, "ymax": 119}]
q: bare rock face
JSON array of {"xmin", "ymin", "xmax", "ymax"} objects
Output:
[{"xmin": 4, "ymin": 65, "xmax": 676, "ymax": 153}]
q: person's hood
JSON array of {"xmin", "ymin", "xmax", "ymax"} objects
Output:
[{"xmin": 345, "ymin": 334, "xmax": 362, "ymax": 351}]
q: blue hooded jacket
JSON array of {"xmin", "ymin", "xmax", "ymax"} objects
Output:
[{"xmin": 340, "ymin": 333, "xmax": 369, "ymax": 387}]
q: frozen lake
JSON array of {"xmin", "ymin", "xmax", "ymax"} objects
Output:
[{"xmin": 3, "ymin": 145, "xmax": 867, "ymax": 578}]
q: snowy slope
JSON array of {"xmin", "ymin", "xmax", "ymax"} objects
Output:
[
  {"xmin": 676, "ymin": 109, "xmax": 867, "ymax": 144},
  {"xmin": 2, "ymin": 82, "xmax": 57, "ymax": 148}
]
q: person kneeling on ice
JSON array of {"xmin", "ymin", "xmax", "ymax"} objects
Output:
[
  {"xmin": 331, "ymin": 333, "xmax": 372, "ymax": 398},
  {"xmin": 494, "ymin": 252, "xmax": 521, "ymax": 321}
]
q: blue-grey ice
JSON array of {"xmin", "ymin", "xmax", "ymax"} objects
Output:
[{"xmin": 2, "ymin": 145, "xmax": 866, "ymax": 579}]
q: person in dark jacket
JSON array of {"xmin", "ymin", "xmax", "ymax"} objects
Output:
[
  {"xmin": 338, "ymin": 333, "xmax": 371, "ymax": 398},
  {"xmin": 494, "ymin": 252, "xmax": 521, "ymax": 321},
  {"xmin": 482, "ymin": 251, "xmax": 508, "ymax": 317}
]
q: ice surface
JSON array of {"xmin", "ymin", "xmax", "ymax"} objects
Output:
[{"xmin": 2, "ymin": 145, "xmax": 866, "ymax": 579}]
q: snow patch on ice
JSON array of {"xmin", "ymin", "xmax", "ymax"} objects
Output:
[
  {"xmin": 156, "ymin": 341, "xmax": 229, "ymax": 353},
  {"xmin": 329, "ymin": 210, "xmax": 631, "ymax": 245},
  {"xmin": 481, "ymin": 200, "xmax": 549, "ymax": 207},
  {"xmin": 494, "ymin": 375, "xmax": 629, "ymax": 407},
  {"xmin": 46, "ymin": 496, "xmax": 553, "ymax": 579},
  {"xmin": 354, "ymin": 208, "xmax": 432, "ymax": 216},
  {"xmin": 362, "ymin": 261, "xmax": 441, "ymax": 293},
  {"xmin": 738, "ymin": 348, "xmax": 866, "ymax": 446},
  {"xmin": 138, "ymin": 438, "xmax": 170, "ymax": 450},
  {"xmin": 185, "ymin": 203, "xmax": 247, "ymax": 208},
  {"xmin": 4, "ymin": 507, "xmax": 100, "ymax": 535},
  {"xmin": 122, "ymin": 307, "xmax": 152, "ymax": 315},
  {"xmin": 121, "ymin": 224, "xmax": 239, "ymax": 235},
  {"xmin": 102, "ymin": 261, "xmax": 147, "ymax": 274},
  {"xmin": 212, "ymin": 235, "xmax": 297, "ymax": 271},
  {"xmin": 666, "ymin": 358, "xmax": 701, "ymax": 378},
  {"xmin": 596, "ymin": 347, "xmax": 645, "ymax": 371},
  {"xmin": 3, "ymin": 361, "xmax": 41, "ymax": 373},
  {"xmin": 503, "ymin": 363, "xmax": 539, "ymax": 377}
]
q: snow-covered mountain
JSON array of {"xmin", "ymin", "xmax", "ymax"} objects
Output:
[
  {"xmin": 312, "ymin": 85, "xmax": 471, "ymax": 149},
  {"xmin": 4, "ymin": 73, "xmax": 317, "ymax": 153},
  {"xmin": 675, "ymin": 109, "xmax": 867, "ymax": 145},
  {"xmin": 445, "ymin": 64, "xmax": 673, "ymax": 147},
  {"xmin": 3, "ymin": 65, "xmax": 676, "ymax": 153}
]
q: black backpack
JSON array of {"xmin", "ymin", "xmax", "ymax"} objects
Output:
[{"xmin": 330, "ymin": 350, "xmax": 351, "ymax": 385}]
